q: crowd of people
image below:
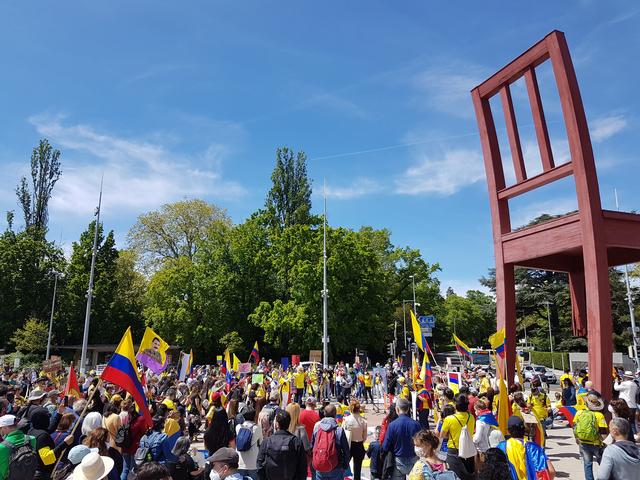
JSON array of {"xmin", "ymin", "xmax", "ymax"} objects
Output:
[{"xmin": 0, "ymin": 358, "xmax": 638, "ymax": 480}]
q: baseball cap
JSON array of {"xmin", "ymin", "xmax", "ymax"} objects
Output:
[
  {"xmin": 208, "ymin": 447, "xmax": 239, "ymax": 465},
  {"xmin": 68, "ymin": 445, "xmax": 98, "ymax": 465},
  {"xmin": 507, "ymin": 416, "xmax": 524, "ymax": 429},
  {"xmin": 0, "ymin": 414, "xmax": 17, "ymax": 427}
]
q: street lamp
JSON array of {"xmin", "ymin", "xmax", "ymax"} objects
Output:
[
  {"xmin": 542, "ymin": 300, "xmax": 555, "ymax": 370},
  {"xmin": 46, "ymin": 271, "xmax": 60, "ymax": 361},
  {"xmin": 409, "ymin": 275, "xmax": 418, "ymax": 316}
]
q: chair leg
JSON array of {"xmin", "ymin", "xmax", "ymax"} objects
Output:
[
  {"xmin": 583, "ymin": 254, "xmax": 613, "ymax": 402},
  {"xmin": 495, "ymin": 262, "xmax": 516, "ymax": 385},
  {"xmin": 569, "ymin": 269, "xmax": 587, "ymax": 337}
]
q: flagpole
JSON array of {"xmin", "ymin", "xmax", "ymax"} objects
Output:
[
  {"xmin": 80, "ymin": 175, "xmax": 103, "ymax": 375},
  {"xmin": 322, "ymin": 179, "xmax": 329, "ymax": 368}
]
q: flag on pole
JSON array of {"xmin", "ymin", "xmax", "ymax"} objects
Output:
[
  {"xmin": 489, "ymin": 328, "xmax": 506, "ymax": 359},
  {"xmin": 222, "ymin": 349, "xmax": 231, "ymax": 373},
  {"xmin": 101, "ymin": 328, "xmax": 153, "ymax": 427},
  {"xmin": 410, "ymin": 310, "xmax": 427, "ymax": 352},
  {"xmin": 62, "ymin": 362, "xmax": 81, "ymax": 398},
  {"xmin": 178, "ymin": 350, "xmax": 193, "ymax": 381},
  {"xmin": 419, "ymin": 354, "xmax": 433, "ymax": 391},
  {"xmin": 250, "ymin": 341, "xmax": 260, "ymax": 363},
  {"xmin": 232, "ymin": 353, "xmax": 240, "ymax": 372},
  {"xmin": 453, "ymin": 334, "xmax": 472, "ymax": 359},
  {"xmin": 495, "ymin": 355, "xmax": 510, "ymax": 436},
  {"xmin": 136, "ymin": 327, "xmax": 170, "ymax": 374}
]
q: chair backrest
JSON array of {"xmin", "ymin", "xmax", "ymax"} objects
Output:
[{"xmin": 471, "ymin": 30, "xmax": 602, "ymax": 236}]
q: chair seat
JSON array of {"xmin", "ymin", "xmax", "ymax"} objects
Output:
[{"xmin": 501, "ymin": 210, "xmax": 640, "ymax": 270}]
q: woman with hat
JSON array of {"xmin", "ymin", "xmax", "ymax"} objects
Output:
[{"xmin": 71, "ymin": 451, "xmax": 114, "ymax": 480}]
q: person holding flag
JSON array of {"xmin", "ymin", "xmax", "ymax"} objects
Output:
[{"xmin": 136, "ymin": 327, "xmax": 170, "ymax": 375}]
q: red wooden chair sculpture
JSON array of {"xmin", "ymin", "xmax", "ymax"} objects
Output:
[{"xmin": 471, "ymin": 30, "xmax": 640, "ymax": 399}]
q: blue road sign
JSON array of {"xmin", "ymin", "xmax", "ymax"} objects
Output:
[{"xmin": 418, "ymin": 315, "xmax": 436, "ymax": 328}]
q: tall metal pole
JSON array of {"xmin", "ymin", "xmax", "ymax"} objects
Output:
[
  {"xmin": 80, "ymin": 177, "xmax": 103, "ymax": 374},
  {"xmin": 402, "ymin": 303, "xmax": 407, "ymax": 350},
  {"xmin": 410, "ymin": 275, "xmax": 418, "ymax": 316},
  {"xmin": 46, "ymin": 273, "xmax": 58, "ymax": 360},
  {"xmin": 322, "ymin": 180, "xmax": 329, "ymax": 368},
  {"xmin": 615, "ymin": 189, "xmax": 640, "ymax": 367}
]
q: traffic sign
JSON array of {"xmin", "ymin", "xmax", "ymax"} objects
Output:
[{"xmin": 418, "ymin": 315, "xmax": 436, "ymax": 328}]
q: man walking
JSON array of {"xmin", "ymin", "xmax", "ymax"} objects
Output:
[
  {"xmin": 574, "ymin": 394, "xmax": 608, "ymax": 480},
  {"xmin": 0, "ymin": 414, "xmax": 37, "ymax": 480},
  {"xmin": 382, "ymin": 397, "xmax": 421, "ymax": 480},
  {"xmin": 311, "ymin": 404, "xmax": 350, "ymax": 480}
]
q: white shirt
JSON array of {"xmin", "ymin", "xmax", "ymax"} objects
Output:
[
  {"xmin": 236, "ymin": 421, "xmax": 262, "ymax": 470},
  {"xmin": 343, "ymin": 414, "xmax": 367, "ymax": 442},
  {"xmin": 614, "ymin": 380, "xmax": 638, "ymax": 408}
]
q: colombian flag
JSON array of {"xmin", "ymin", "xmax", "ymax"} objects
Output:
[
  {"xmin": 453, "ymin": 334, "xmax": 471, "ymax": 359},
  {"xmin": 101, "ymin": 328, "xmax": 152, "ymax": 427},
  {"xmin": 250, "ymin": 341, "xmax": 260, "ymax": 363},
  {"xmin": 419, "ymin": 354, "xmax": 433, "ymax": 391},
  {"xmin": 489, "ymin": 328, "xmax": 506, "ymax": 359},
  {"xmin": 448, "ymin": 371, "xmax": 460, "ymax": 394},
  {"xmin": 557, "ymin": 405, "xmax": 585, "ymax": 427}
]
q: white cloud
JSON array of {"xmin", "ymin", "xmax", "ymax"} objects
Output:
[
  {"xmin": 324, "ymin": 178, "xmax": 382, "ymax": 200},
  {"xmin": 29, "ymin": 114, "xmax": 245, "ymax": 216},
  {"xmin": 397, "ymin": 148, "xmax": 485, "ymax": 195},
  {"xmin": 411, "ymin": 61, "xmax": 487, "ymax": 117},
  {"xmin": 590, "ymin": 114, "xmax": 627, "ymax": 142}
]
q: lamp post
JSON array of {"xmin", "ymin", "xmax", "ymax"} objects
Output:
[
  {"xmin": 542, "ymin": 300, "xmax": 555, "ymax": 370},
  {"xmin": 46, "ymin": 272, "xmax": 59, "ymax": 360},
  {"xmin": 410, "ymin": 275, "xmax": 418, "ymax": 316}
]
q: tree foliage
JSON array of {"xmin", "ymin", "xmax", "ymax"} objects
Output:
[
  {"xmin": 11, "ymin": 317, "xmax": 50, "ymax": 354},
  {"xmin": 128, "ymin": 199, "xmax": 231, "ymax": 272},
  {"xmin": 16, "ymin": 139, "xmax": 61, "ymax": 235}
]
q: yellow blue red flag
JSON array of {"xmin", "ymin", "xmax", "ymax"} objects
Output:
[
  {"xmin": 102, "ymin": 328, "xmax": 152, "ymax": 427},
  {"xmin": 489, "ymin": 328, "xmax": 506, "ymax": 359},
  {"xmin": 136, "ymin": 327, "xmax": 169, "ymax": 374},
  {"xmin": 453, "ymin": 334, "xmax": 472, "ymax": 359}
]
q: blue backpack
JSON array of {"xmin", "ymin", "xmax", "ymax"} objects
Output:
[{"xmin": 236, "ymin": 423, "xmax": 254, "ymax": 452}]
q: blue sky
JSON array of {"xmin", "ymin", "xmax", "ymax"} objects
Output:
[{"xmin": 1, "ymin": 1, "xmax": 638, "ymax": 295}]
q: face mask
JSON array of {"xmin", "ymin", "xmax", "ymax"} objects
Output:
[
  {"xmin": 608, "ymin": 405, "xmax": 615, "ymax": 414},
  {"xmin": 414, "ymin": 446, "xmax": 425, "ymax": 458},
  {"xmin": 210, "ymin": 470, "xmax": 221, "ymax": 480}
]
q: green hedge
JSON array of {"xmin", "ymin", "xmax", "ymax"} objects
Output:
[{"xmin": 530, "ymin": 351, "xmax": 569, "ymax": 370}]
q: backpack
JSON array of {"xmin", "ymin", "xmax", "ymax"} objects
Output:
[
  {"xmin": 134, "ymin": 431, "xmax": 167, "ymax": 470},
  {"xmin": 2, "ymin": 440, "xmax": 38, "ymax": 480},
  {"xmin": 574, "ymin": 410, "xmax": 599, "ymax": 444},
  {"xmin": 421, "ymin": 460, "xmax": 460, "ymax": 480},
  {"xmin": 115, "ymin": 423, "xmax": 132, "ymax": 449},
  {"xmin": 313, "ymin": 427, "xmax": 340, "ymax": 473},
  {"xmin": 634, "ymin": 379, "xmax": 640, "ymax": 406},
  {"xmin": 236, "ymin": 423, "xmax": 254, "ymax": 452},
  {"xmin": 455, "ymin": 414, "xmax": 477, "ymax": 459}
]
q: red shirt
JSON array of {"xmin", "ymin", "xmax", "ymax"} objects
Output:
[
  {"xmin": 299, "ymin": 408, "xmax": 320, "ymax": 441},
  {"xmin": 468, "ymin": 395, "xmax": 478, "ymax": 418},
  {"xmin": 123, "ymin": 415, "xmax": 148, "ymax": 455}
]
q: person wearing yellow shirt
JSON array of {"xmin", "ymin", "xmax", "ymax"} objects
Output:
[
  {"xmin": 478, "ymin": 371, "xmax": 491, "ymax": 394},
  {"xmin": 293, "ymin": 366, "xmax": 306, "ymax": 405},
  {"xmin": 573, "ymin": 395, "xmax": 608, "ymax": 480},
  {"xmin": 559, "ymin": 370, "xmax": 572, "ymax": 386},
  {"xmin": 363, "ymin": 371, "xmax": 374, "ymax": 404},
  {"xmin": 528, "ymin": 385, "xmax": 552, "ymax": 431},
  {"xmin": 439, "ymin": 394, "xmax": 476, "ymax": 479}
]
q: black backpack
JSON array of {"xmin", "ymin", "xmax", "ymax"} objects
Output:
[
  {"xmin": 2, "ymin": 440, "xmax": 38, "ymax": 480},
  {"xmin": 115, "ymin": 423, "xmax": 132, "ymax": 449}
]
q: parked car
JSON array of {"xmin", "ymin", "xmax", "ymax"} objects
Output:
[{"xmin": 534, "ymin": 365, "xmax": 557, "ymax": 384}]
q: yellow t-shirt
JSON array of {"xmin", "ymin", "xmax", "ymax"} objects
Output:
[
  {"xmin": 441, "ymin": 412, "xmax": 475, "ymax": 449},
  {"xmin": 364, "ymin": 374, "xmax": 373, "ymax": 388},
  {"xmin": 479, "ymin": 377, "xmax": 491, "ymax": 393},
  {"xmin": 294, "ymin": 372, "xmax": 306, "ymax": 389},
  {"xmin": 528, "ymin": 393, "xmax": 550, "ymax": 422},
  {"xmin": 559, "ymin": 373, "xmax": 572, "ymax": 385}
]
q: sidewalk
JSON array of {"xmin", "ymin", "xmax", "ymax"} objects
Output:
[{"xmin": 545, "ymin": 422, "xmax": 588, "ymax": 479}]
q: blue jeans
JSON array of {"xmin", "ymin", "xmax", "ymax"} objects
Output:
[
  {"xmin": 316, "ymin": 468, "xmax": 344, "ymax": 480},
  {"xmin": 121, "ymin": 453, "xmax": 133, "ymax": 480},
  {"xmin": 579, "ymin": 444, "xmax": 603, "ymax": 480},
  {"xmin": 392, "ymin": 456, "xmax": 418, "ymax": 480}
]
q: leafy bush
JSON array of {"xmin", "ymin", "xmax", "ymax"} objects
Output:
[{"xmin": 530, "ymin": 351, "xmax": 569, "ymax": 370}]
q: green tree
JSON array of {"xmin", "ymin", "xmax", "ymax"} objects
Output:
[
  {"xmin": 0, "ymin": 228, "xmax": 64, "ymax": 349},
  {"xmin": 58, "ymin": 221, "xmax": 122, "ymax": 344},
  {"xmin": 128, "ymin": 199, "xmax": 231, "ymax": 272},
  {"xmin": 265, "ymin": 147, "xmax": 313, "ymax": 230},
  {"xmin": 11, "ymin": 317, "xmax": 50, "ymax": 354},
  {"xmin": 219, "ymin": 331, "xmax": 244, "ymax": 355},
  {"xmin": 16, "ymin": 139, "xmax": 62, "ymax": 235}
]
